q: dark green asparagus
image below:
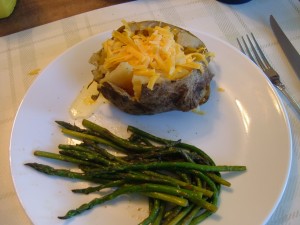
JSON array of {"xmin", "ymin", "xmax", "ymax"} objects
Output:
[
  {"xmin": 25, "ymin": 163, "xmax": 97, "ymax": 181},
  {"xmin": 139, "ymin": 198, "xmax": 161, "ymax": 225},
  {"xmin": 128, "ymin": 125, "xmax": 216, "ymax": 166},
  {"xmin": 33, "ymin": 150, "xmax": 101, "ymax": 167},
  {"xmin": 58, "ymin": 183, "xmax": 217, "ymax": 219},
  {"xmin": 81, "ymin": 119, "xmax": 176, "ymax": 152},
  {"xmin": 25, "ymin": 119, "xmax": 247, "ymax": 224},
  {"xmin": 86, "ymin": 161, "xmax": 246, "ymax": 176}
]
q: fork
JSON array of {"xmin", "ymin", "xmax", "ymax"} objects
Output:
[{"xmin": 237, "ymin": 33, "xmax": 300, "ymax": 115}]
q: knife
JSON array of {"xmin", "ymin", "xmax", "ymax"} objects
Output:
[{"xmin": 270, "ymin": 15, "xmax": 300, "ymax": 79}]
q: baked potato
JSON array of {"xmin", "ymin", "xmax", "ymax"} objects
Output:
[{"xmin": 90, "ymin": 20, "xmax": 214, "ymax": 115}]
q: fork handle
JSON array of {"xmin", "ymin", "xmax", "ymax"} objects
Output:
[{"xmin": 276, "ymin": 84, "xmax": 300, "ymax": 115}]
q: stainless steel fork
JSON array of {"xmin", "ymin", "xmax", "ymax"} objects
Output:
[{"xmin": 237, "ymin": 33, "xmax": 300, "ymax": 115}]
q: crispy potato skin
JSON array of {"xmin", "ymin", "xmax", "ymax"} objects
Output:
[
  {"xmin": 100, "ymin": 68, "xmax": 213, "ymax": 115},
  {"xmin": 92, "ymin": 21, "xmax": 214, "ymax": 115}
]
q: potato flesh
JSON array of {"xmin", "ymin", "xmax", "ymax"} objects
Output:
[
  {"xmin": 91, "ymin": 21, "xmax": 213, "ymax": 114},
  {"xmin": 101, "ymin": 62, "xmax": 133, "ymax": 94},
  {"xmin": 96, "ymin": 22, "xmax": 207, "ymax": 98}
]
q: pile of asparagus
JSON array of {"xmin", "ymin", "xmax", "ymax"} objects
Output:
[{"xmin": 25, "ymin": 119, "xmax": 246, "ymax": 225}]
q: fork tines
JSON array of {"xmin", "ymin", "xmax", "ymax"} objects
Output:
[
  {"xmin": 237, "ymin": 33, "xmax": 300, "ymax": 115},
  {"xmin": 237, "ymin": 33, "xmax": 271, "ymax": 69}
]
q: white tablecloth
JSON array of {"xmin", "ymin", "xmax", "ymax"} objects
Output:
[{"xmin": 1, "ymin": 0, "xmax": 299, "ymax": 224}]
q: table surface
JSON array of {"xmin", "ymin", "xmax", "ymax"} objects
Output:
[
  {"xmin": 1, "ymin": 0, "xmax": 299, "ymax": 224},
  {"xmin": 0, "ymin": 0, "xmax": 133, "ymax": 36}
]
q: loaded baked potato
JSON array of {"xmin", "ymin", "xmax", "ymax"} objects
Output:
[{"xmin": 90, "ymin": 20, "xmax": 214, "ymax": 115}]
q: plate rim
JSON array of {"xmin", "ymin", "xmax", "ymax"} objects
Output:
[{"xmin": 9, "ymin": 28, "xmax": 293, "ymax": 225}]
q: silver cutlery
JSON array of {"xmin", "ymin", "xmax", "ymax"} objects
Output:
[
  {"xmin": 270, "ymin": 15, "xmax": 300, "ymax": 79},
  {"xmin": 237, "ymin": 33, "xmax": 300, "ymax": 115}
]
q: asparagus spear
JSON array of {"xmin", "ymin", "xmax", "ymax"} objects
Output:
[
  {"xmin": 61, "ymin": 128, "xmax": 127, "ymax": 152},
  {"xmin": 72, "ymin": 180, "xmax": 125, "ymax": 194},
  {"xmin": 59, "ymin": 149, "xmax": 118, "ymax": 167},
  {"xmin": 86, "ymin": 161, "xmax": 246, "ymax": 176},
  {"xmin": 152, "ymin": 200, "xmax": 166, "ymax": 225},
  {"xmin": 25, "ymin": 119, "xmax": 247, "ymax": 224},
  {"xmin": 33, "ymin": 150, "xmax": 101, "ymax": 167},
  {"xmin": 58, "ymin": 183, "xmax": 217, "ymax": 219},
  {"xmin": 163, "ymin": 205, "xmax": 184, "ymax": 224},
  {"xmin": 179, "ymin": 205, "xmax": 202, "ymax": 225},
  {"xmin": 142, "ymin": 192, "xmax": 188, "ymax": 207},
  {"xmin": 166, "ymin": 204, "xmax": 194, "ymax": 225},
  {"xmin": 128, "ymin": 125, "xmax": 216, "ymax": 166},
  {"xmin": 123, "ymin": 172, "xmax": 213, "ymax": 197},
  {"xmin": 25, "ymin": 163, "xmax": 95, "ymax": 181},
  {"xmin": 139, "ymin": 198, "xmax": 161, "ymax": 225},
  {"xmin": 82, "ymin": 119, "xmax": 172, "ymax": 152}
]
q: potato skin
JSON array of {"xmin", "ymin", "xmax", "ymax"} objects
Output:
[
  {"xmin": 117, "ymin": 21, "xmax": 206, "ymax": 50},
  {"xmin": 100, "ymin": 68, "xmax": 213, "ymax": 115},
  {"xmin": 92, "ymin": 21, "xmax": 214, "ymax": 115}
]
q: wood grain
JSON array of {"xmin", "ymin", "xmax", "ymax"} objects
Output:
[{"xmin": 0, "ymin": 0, "xmax": 132, "ymax": 37}]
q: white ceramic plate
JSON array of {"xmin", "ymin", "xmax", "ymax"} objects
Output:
[{"xmin": 10, "ymin": 30, "xmax": 292, "ymax": 225}]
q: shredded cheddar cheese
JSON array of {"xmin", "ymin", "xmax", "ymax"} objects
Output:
[
  {"xmin": 98, "ymin": 20, "xmax": 212, "ymax": 100},
  {"xmin": 28, "ymin": 68, "xmax": 41, "ymax": 76}
]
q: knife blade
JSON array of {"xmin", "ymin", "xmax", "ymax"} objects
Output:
[{"xmin": 270, "ymin": 15, "xmax": 300, "ymax": 79}]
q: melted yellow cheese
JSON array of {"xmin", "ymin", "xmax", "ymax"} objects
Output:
[{"xmin": 100, "ymin": 21, "xmax": 210, "ymax": 100}]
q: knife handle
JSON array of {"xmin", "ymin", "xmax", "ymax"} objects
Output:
[{"xmin": 276, "ymin": 84, "xmax": 300, "ymax": 115}]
